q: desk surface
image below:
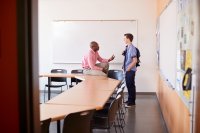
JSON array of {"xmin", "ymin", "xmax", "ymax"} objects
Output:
[
  {"xmin": 40, "ymin": 74, "xmax": 120, "ymax": 121},
  {"xmin": 40, "ymin": 104, "xmax": 94, "ymax": 121},
  {"xmin": 40, "ymin": 73, "xmax": 108, "ymax": 80},
  {"xmin": 46, "ymin": 89, "xmax": 114, "ymax": 110}
]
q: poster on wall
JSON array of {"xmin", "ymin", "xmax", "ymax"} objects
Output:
[
  {"xmin": 156, "ymin": 19, "xmax": 160, "ymax": 66},
  {"xmin": 176, "ymin": 0, "xmax": 193, "ymax": 101}
]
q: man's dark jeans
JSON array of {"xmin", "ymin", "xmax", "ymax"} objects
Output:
[{"xmin": 125, "ymin": 70, "xmax": 136, "ymax": 104}]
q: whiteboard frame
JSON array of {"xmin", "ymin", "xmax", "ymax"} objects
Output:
[{"xmin": 52, "ymin": 19, "xmax": 138, "ymax": 64}]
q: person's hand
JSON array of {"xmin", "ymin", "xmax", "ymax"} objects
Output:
[
  {"xmin": 122, "ymin": 50, "xmax": 126, "ymax": 56},
  {"xmin": 108, "ymin": 55, "xmax": 115, "ymax": 62}
]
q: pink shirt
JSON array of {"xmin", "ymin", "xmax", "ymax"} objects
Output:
[{"xmin": 82, "ymin": 49, "xmax": 109, "ymax": 70}]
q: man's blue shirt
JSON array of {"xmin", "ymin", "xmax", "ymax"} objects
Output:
[{"xmin": 124, "ymin": 44, "xmax": 137, "ymax": 72}]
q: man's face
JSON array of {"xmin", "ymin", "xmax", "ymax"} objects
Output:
[
  {"xmin": 124, "ymin": 36, "xmax": 128, "ymax": 44},
  {"xmin": 124, "ymin": 36, "xmax": 131, "ymax": 45},
  {"xmin": 92, "ymin": 44, "xmax": 99, "ymax": 52}
]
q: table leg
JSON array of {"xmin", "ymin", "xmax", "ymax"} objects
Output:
[
  {"xmin": 48, "ymin": 77, "xmax": 51, "ymax": 100},
  {"xmin": 57, "ymin": 120, "xmax": 61, "ymax": 133}
]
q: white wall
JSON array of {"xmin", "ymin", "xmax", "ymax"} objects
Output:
[{"xmin": 39, "ymin": 0, "xmax": 158, "ymax": 92}]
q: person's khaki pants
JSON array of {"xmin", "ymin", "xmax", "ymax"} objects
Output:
[{"xmin": 83, "ymin": 63, "xmax": 109, "ymax": 76}]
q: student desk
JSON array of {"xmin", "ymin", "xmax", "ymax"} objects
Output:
[
  {"xmin": 46, "ymin": 87, "xmax": 114, "ymax": 110},
  {"xmin": 40, "ymin": 73, "xmax": 113, "ymax": 100},
  {"xmin": 40, "ymin": 74, "xmax": 120, "ymax": 133},
  {"xmin": 40, "ymin": 104, "xmax": 95, "ymax": 121}
]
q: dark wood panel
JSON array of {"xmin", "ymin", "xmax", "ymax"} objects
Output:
[{"xmin": 0, "ymin": 1, "xmax": 20, "ymax": 133}]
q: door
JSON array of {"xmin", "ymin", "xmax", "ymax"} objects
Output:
[{"xmin": 0, "ymin": 0, "xmax": 40, "ymax": 132}]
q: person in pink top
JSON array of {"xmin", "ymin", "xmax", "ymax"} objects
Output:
[{"xmin": 82, "ymin": 41, "xmax": 115, "ymax": 76}]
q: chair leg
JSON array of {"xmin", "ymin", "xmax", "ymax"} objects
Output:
[
  {"xmin": 114, "ymin": 122, "xmax": 118, "ymax": 133},
  {"xmin": 66, "ymin": 81, "xmax": 69, "ymax": 90},
  {"xmin": 118, "ymin": 111, "xmax": 125, "ymax": 133},
  {"xmin": 117, "ymin": 113, "xmax": 122, "ymax": 133},
  {"xmin": 119, "ymin": 108, "xmax": 125, "ymax": 127},
  {"xmin": 121, "ymin": 110, "xmax": 126, "ymax": 127}
]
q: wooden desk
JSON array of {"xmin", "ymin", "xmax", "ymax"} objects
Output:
[
  {"xmin": 46, "ymin": 89, "xmax": 114, "ymax": 110},
  {"xmin": 40, "ymin": 104, "xmax": 94, "ymax": 121},
  {"xmin": 40, "ymin": 73, "xmax": 120, "ymax": 100},
  {"xmin": 40, "ymin": 74, "xmax": 120, "ymax": 133}
]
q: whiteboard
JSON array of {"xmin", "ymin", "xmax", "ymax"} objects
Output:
[
  {"xmin": 159, "ymin": 0, "xmax": 177, "ymax": 88},
  {"xmin": 52, "ymin": 20, "xmax": 137, "ymax": 63}
]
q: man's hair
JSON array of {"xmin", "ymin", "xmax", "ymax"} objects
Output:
[
  {"xmin": 90, "ymin": 41, "xmax": 98, "ymax": 47},
  {"xmin": 124, "ymin": 33, "xmax": 134, "ymax": 42}
]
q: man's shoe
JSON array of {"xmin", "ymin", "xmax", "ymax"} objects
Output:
[
  {"xmin": 125, "ymin": 103, "xmax": 135, "ymax": 108},
  {"xmin": 124, "ymin": 101, "xmax": 128, "ymax": 104}
]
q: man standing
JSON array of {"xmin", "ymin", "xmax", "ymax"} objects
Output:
[
  {"xmin": 123, "ymin": 33, "xmax": 137, "ymax": 107},
  {"xmin": 82, "ymin": 41, "xmax": 115, "ymax": 76}
]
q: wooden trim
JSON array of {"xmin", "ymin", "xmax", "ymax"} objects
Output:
[
  {"xmin": 17, "ymin": 0, "xmax": 39, "ymax": 132},
  {"xmin": 194, "ymin": 1, "xmax": 200, "ymax": 132},
  {"xmin": 157, "ymin": 74, "xmax": 190, "ymax": 133}
]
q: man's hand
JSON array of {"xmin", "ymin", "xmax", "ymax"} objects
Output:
[
  {"xmin": 108, "ymin": 55, "xmax": 115, "ymax": 62},
  {"xmin": 122, "ymin": 50, "xmax": 126, "ymax": 56}
]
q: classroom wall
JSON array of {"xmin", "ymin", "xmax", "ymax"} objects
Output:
[
  {"xmin": 39, "ymin": 0, "xmax": 158, "ymax": 92},
  {"xmin": 157, "ymin": 0, "xmax": 171, "ymax": 15}
]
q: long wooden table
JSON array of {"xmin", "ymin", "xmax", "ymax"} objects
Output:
[
  {"xmin": 40, "ymin": 73, "xmax": 111, "ymax": 100},
  {"xmin": 40, "ymin": 104, "xmax": 95, "ymax": 121},
  {"xmin": 40, "ymin": 74, "xmax": 120, "ymax": 133}
]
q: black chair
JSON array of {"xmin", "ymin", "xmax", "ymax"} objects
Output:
[
  {"xmin": 108, "ymin": 70, "xmax": 124, "ymax": 89},
  {"xmin": 69, "ymin": 69, "xmax": 83, "ymax": 88},
  {"xmin": 105, "ymin": 87, "xmax": 126, "ymax": 133},
  {"xmin": 62, "ymin": 109, "xmax": 95, "ymax": 133},
  {"xmin": 108, "ymin": 70, "xmax": 124, "ymax": 81},
  {"xmin": 92, "ymin": 96, "xmax": 121, "ymax": 133},
  {"xmin": 44, "ymin": 69, "xmax": 68, "ymax": 102},
  {"xmin": 40, "ymin": 118, "xmax": 51, "ymax": 133}
]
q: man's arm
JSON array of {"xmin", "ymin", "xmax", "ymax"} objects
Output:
[
  {"xmin": 97, "ymin": 52, "xmax": 115, "ymax": 63},
  {"xmin": 126, "ymin": 57, "xmax": 137, "ymax": 71},
  {"xmin": 97, "ymin": 52, "xmax": 109, "ymax": 63}
]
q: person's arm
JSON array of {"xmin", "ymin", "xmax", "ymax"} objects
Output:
[
  {"xmin": 96, "ymin": 52, "xmax": 108, "ymax": 63},
  {"xmin": 88, "ymin": 52, "xmax": 102, "ymax": 70},
  {"xmin": 97, "ymin": 52, "xmax": 115, "ymax": 63},
  {"xmin": 126, "ymin": 57, "xmax": 137, "ymax": 71}
]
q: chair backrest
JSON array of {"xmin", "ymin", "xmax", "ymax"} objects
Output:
[
  {"xmin": 50, "ymin": 69, "xmax": 67, "ymax": 82},
  {"xmin": 71, "ymin": 69, "xmax": 83, "ymax": 84},
  {"xmin": 62, "ymin": 109, "xmax": 95, "ymax": 133},
  {"xmin": 108, "ymin": 70, "xmax": 124, "ymax": 81},
  {"xmin": 40, "ymin": 118, "xmax": 51, "ymax": 133},
  {"xmin": 108, "ymin": 96, "xmax": 120, "ymax": 126}
]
